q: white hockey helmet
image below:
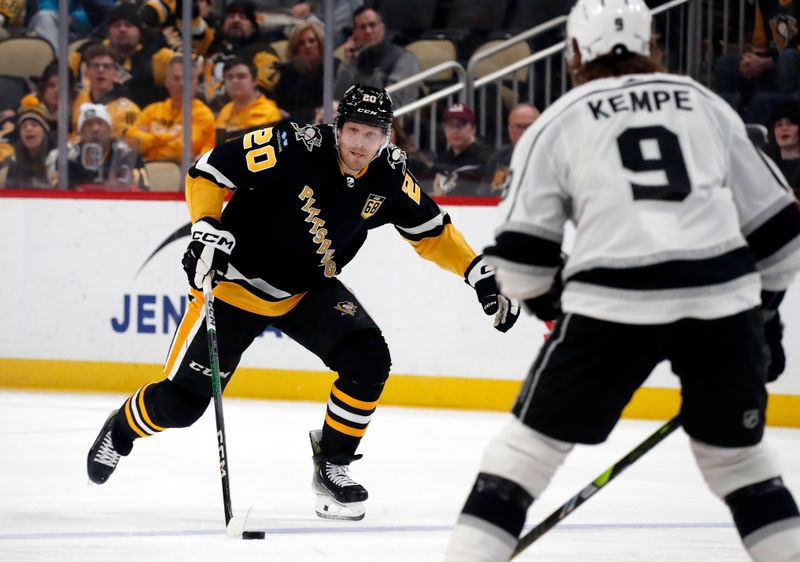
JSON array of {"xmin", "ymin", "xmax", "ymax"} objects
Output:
[{"xmin": 566, "ymin": 0, "xmax": 652, "ymax": 64}]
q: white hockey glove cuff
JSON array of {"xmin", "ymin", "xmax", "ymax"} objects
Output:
[{"xmin": 182, "ymin": 217, "xmax": 236, "ymax": 291}]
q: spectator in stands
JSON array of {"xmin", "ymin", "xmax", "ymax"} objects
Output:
[
  {"xmin": 53, "ymin": 102, "xmax": 148, "ymax": 190},
  {"xmin": 274, "ymin": 21, "xmax": 326, "ymax": 124},
  {"xmin": 28, "ymin": 0, "xmax": 112, "ymax": 49},
  {"xmin": 431, "ymin": 103, "xmax": 493, "ymax": 197},
  {"xmin": 390, "ymin": 117, "xmax": 433, "ymax": 186},
  {"xmin": 142, "ymin": 0, "xmax": 215, "ymax": 56},
  {"xmin": 480, "ymin": 102, "xmax": 540, "ymax": 196},
  {"xmin": 216, "ymin": 57, "xmax": 281, "ymax": 144},
  {"xmin": 715, "ymin": 0, "xmax": 800, "ymax": 124},
  {"xmin": 20, "ymin": 60, "xmax": 73, "ymax": 133},
  {"xmin": 289, "ymin": 0, "xmax": 363, "ymax": 46},
  {"xmin": 334, "ymin": 6, "xmax": 420, "ymax": 109},
  {"xmin": 103, "ymin": 4, "xmax": 166, "ymax": 108},
  {"xmin": 767, "ymin": 100, "xmax": 800, "ymax": 197},
  {"xmin": 126, "ymin": 56, "xmax": 215, "ymax": 164},
  {"xmin": 313, "ymin": 99, "xmax": 338, "ymax": 124},
  {"xmin": 72, "ymin": 44, "xmax": 141, "ymax": 140},
  {"xmin": 4, "ymin": 107, "xmax": 54, "ymax": 189},
  {"xmin": 196, "ymin": 0, "xmax": 221, "ymax": 30},
  {"xmin": 203, "ymin": 0, "xmax": 281, "ymax": 111},
  {"xmin": 0, "ymin": 0, "xmax": 26, "ymax": 39}
]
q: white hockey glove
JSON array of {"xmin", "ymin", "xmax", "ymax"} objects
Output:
[
  {"xmin": 182, "ymin": 217, "xmax": 236, "ymax": 291},
  {"xmin": 465, "ymin": 256, "xmax": 520, "ymax": 333}
]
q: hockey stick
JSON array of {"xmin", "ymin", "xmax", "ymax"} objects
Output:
[
  {"xmin": 510, "ymin": 414, "xmax": 682, "ymax": 559},
  {"xmin": 202, "ymin": 276, "xmax": 265, "ymax": 540}
]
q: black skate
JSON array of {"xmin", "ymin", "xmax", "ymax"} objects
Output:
[
  {"xmin": 309, "ymin": 429, "xmax": 368, "ymax": 520},
  {"xmin": 87, "ymin": 410, "xmax": 129, "ymax": 484}
]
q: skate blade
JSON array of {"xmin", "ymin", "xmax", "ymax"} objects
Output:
[{"xmin": 314, "ymin": 495, "xmax": 365, "ymax": 521}]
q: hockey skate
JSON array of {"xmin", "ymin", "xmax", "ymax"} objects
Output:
[
  {"xmin": 309, "ymin": 429, "xmax": 368, "ymax": 521},
  {"xmin": 87, "ymin": 410, "xmax": 130, "ymax": 484}
]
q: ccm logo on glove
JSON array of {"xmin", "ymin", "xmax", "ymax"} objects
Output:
[{"xmin": 192, "ymin": 230, "xmax": 235, "ymax": 251}]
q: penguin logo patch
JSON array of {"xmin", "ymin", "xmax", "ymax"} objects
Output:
[
  {"xmin": 291, "ymin": 122, "xmax": 323, "ymax": 152},
  {"xmin": 386, "ymin": 144, "xmax": 407, "ymax": 174},
  {"xmin": 334, "ymin": 301, "xmax": 357, "ymax": 316}
]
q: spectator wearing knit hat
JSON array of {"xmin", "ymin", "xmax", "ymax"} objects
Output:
[
  {"xmin": 431, "ymin": 103, "xmax": 493, "ymax": 197},
  {"xmin": 3, "ymin": 107, "xmax": 54, "ymax": 189},
  {"xmin": 202, "ymin": 0, "xmax": 282, "ymax": 110},
  {"xmin": 49, "ymin": 103, "xmax": 148, "ymax": 191}
]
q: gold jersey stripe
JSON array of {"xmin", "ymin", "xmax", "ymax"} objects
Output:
[
  {"xmin": 137, "ymin": 382, "xmax": 166, "ymax": 432},
  {"xmin": 123, "ymin": 395, "xmax": 148, "ymax": 438},
  {"xmin": 163, "ymin": 295, "xmax": 204, "ymax": 377},
  {"xmin": 406, "ymin": 223, "xmax": 477, "ymax": 277},
  {"xmin": 324, "ymin": 413, "xmax": 367, "ymax": 437},
  {"xmin": 208, "ymin": 283, "xmax": 306, "ymax": 317},
  {"xmin": 331, "ymin": 384, "xmax": 378, "ymax": 411},
  {"xmin": 186, "ymin": 174, "xmax": 227, "ymax": 223}
]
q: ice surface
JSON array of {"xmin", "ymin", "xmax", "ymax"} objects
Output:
[{"xmin": 1, "ymin": 390, "xmax": 798, "ymax": 561}]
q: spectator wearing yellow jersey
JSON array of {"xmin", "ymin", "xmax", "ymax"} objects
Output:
[
  {"xmin": 215, "ymin": 58, "xmax": 281, "ymax": 145},
  {"xmin": 72, "ymin": 44, "xmax": 141, "ymax": 140},
  {"xmin": 126, "ymin": 56, "xmax": 215, "ymax": 164}
]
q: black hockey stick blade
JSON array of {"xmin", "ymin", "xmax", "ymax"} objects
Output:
[{"xmin": 511, "ymin": 415, "xmax": 682, "ymax": 558}]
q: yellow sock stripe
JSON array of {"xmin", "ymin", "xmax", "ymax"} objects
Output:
[
  {"xmin": 137, "ymin": 382, "xmax": 167, "ymax": 432},
  {"xmin": 331, "ymin": 385, "xmax": 378, "ymax": 411},
  {"xmin": 324, "ymin": 413, "xmax": 367, "ymax": 438},
  {"xmin": 123, "ymin": 395, "xmax": 148, "ymax": 438}
]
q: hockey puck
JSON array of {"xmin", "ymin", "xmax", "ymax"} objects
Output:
[{"xmin": 242, "ymin": 530, "xmax": 266, "ymax": 540}]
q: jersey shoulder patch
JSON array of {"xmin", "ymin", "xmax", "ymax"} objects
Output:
[
  {"xmin": 385, "ymin": 143, "xmax": 408, "ymax": 176},
  {"xmin": 290, "ymin": 121, "xmax": 325, "ymax": 152}
]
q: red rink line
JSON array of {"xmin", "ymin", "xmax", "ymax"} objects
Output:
[{"xmin": 0, "ymin": 189, "xmax": 500, "ymax": 206}]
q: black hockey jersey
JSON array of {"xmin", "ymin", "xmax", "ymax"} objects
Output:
[{"xmin": 186, "ymin": 122, "xmax": 477, "ymax": 315}]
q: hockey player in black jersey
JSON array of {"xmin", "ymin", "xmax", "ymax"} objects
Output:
[
  {"xmin": 86, "ymin": 84, "xmax": 520, "ymax": 521},
  {"xmin": 446, "ymin": 1, "xmax": 800, "ymax": 560}
]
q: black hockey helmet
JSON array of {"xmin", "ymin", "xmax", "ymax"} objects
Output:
[{"xmin": 336, "ymin": 84, "xmax": 393, "ymax": 132}]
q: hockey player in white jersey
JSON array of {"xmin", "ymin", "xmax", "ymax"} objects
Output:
[{"xmin": 445, "ymin": 1, "xmax": 800, "ymax": 561}]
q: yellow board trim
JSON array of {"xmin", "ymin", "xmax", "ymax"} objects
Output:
[
  {"xmin": 325, "ymin": 413, "xmax": 367, "ymax": 437},
  {"xmin": 1, "ymin": 358, "xmax": 798, "ymax": 427}
]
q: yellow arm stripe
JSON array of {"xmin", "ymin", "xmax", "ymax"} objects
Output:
[
  {"xmin": 124, "ymin": 396, "xmax": 148, "ymax": 438},
  {"xmin": 331, "ymin": 385, "xmax": 379, "ymax": 410},
  {"xmin": 324, "ymin": 414, "xmax": 368, "ymax": 437},
  {"xmin": 406, "ymin": 223, "xmax": 477, "ymax": 277},
  {"xmin": 138, "ymin": 382, "xmax": 167, "ymax": 432},
  {"xmin": 186, "ymin": 174, "xmax": 227, "ymax": 222}
]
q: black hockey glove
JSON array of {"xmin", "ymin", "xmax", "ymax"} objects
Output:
[
  {"xmin": 465, "ymin": 256, "xmax": 520, "ymax": 333},
  {"xmin": 518, "ymin": 253, "xmax": 565, "ymax": 322},
  {"xmin": 182, "ymin": 217, "xmax": 236, "ymax": 291},
  {"xmin": 763, "ymin": 310, "xmax": 786, "ymax": 382}
]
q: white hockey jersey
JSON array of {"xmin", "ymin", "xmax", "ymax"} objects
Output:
[{"xmin": 487, "ymin": 72, "xmax": 800, "ymax": 324}]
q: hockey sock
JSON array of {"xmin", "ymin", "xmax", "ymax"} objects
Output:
[
  {"xmin": 115, "ymin": 380, "xmax": 210, "ymax": 443},
  {"xmin": 446, "ymin": 473, "xmax": 534, "ymax": 562},
  {"xmin": 321, "ymin": 379, "xmax": 382, "ymax": 458},
  {"xmin": 725, "ymin": 478, "xmax": 800, "ymax": 561}
]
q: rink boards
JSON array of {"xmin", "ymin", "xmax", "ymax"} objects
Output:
[{"xmin": 1, "ymin": 194, "xmax": 798, "ymax": 426}]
